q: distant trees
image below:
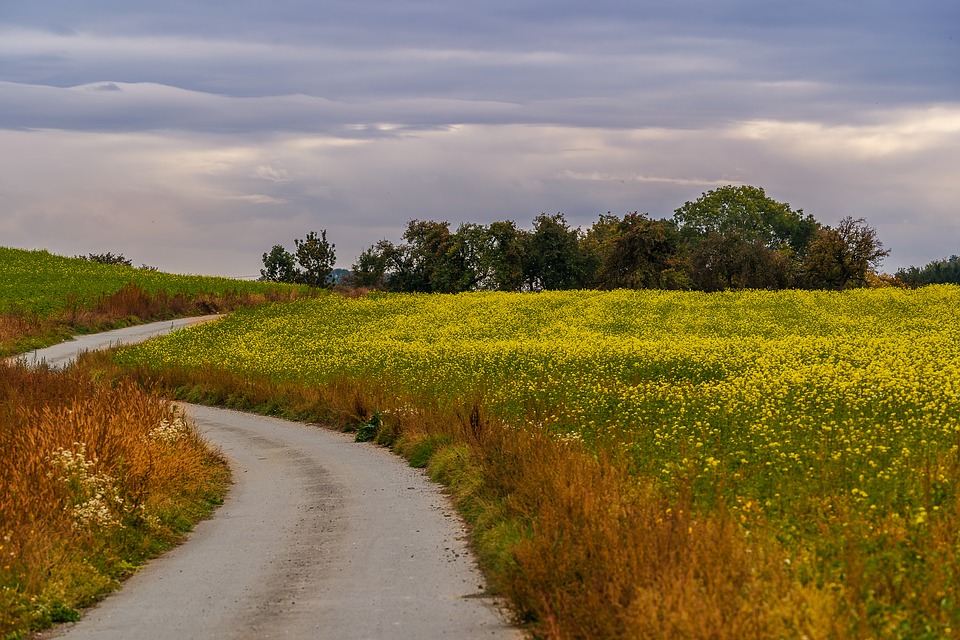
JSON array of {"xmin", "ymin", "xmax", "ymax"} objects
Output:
[
  {"xmin": 397, "ymin": 220, "xmax": 460, "ymax": 293},
  {"xmin": 78, "ymin": 252, "xmax": 133, "ymax": 267},
  {"xmin": 294, "ymin": 230, "xmax": 337, "ymax": 287},
  {"xmin": 260, "ymin": 245, "xmax": 297, "ymax": 283},
  {"xmin": 77, "ymin": 252, "xmax": 158, "ymax": 270},
  {"xmin": 285, "ymin": 185, "xmax": 904, "ymax": 293},
  {"xmin": 685, "ymin": 232, "xmax": 797, "ymax": 292},
  {"xmin": 355, "ymin": 220, "xmax": 512, "ymax": 292},
  {"xmin": 351, "ymin": 221, "xmax": 459, "ymax": 293},
  {"xmin": 896, "ymin": 255, "xmax": 960, "ymax": 286},
  {"xmin": 583, "ymin": 213, "xmax": 680, "ymax": 290},
  {"xmin": 484, "ymin": 220, "xmax": 527, "ymax": 291},
  {"xmin": 673, "ymin": 185, "xmax": 819, "ymax": 255},
  {"xmin": 351, "ymin": 241, "xmax": 392, "ymax": 289},
  {"xmin": 523, "ymin": 213, "xmax": 591, "ymax": 291},
  {"xmin": 260, "ymin": 230, "xmax": 336, "ymax": 287},
  {"xmin": 672, "ymin": 185, "xmax": 821, "ymax": 291},
  {"xmin": 351, "ymin": 212, "xmax": 685, "ymax": 293}
]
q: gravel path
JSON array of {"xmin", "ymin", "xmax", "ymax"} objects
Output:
[
  {"xmin": 8, "ymin": 315, "xmax": 223, "ymax": 369},
  {"xmin": 28, "ymin": 318, "xmax": 520, "ymax": 639}
]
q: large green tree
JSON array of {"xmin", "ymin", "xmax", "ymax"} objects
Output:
[
  {"xmin": 350, "ymin": 240, "xmax": 393, "ymax": 289},
  {"xmin": 673, "ymin": 185, "xmax": 819, "ymax": 255},
  {"xmin": 584, "ymin": 213, "xmax": 680, "ymax": 289},
  {"xmin": 484, "ymin": 220, "xmax": 527, "ymax": 291},
  {"xmin": 293, "ymin": 230, "xmax": 337, "ymax": 288},
  {"xmin": 431, "ymin": 223, "xmax": 490, "ymax": 293},
  {"xmin": 260, "ymin": 245, "xmax": 298, "ymax": 283},
  {"xmin": 672, "ymin": 185, "xmax": 819, "ymax": 290},
  {"xmin": 399, "ymin": 220, "xmax": 455, "ymax": 292},
  {"xmin": 523, "ymin": 213, "xmax": 591, "ymax": 291}
]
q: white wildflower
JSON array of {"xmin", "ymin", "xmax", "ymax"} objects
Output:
[
  {"xmin": 149, "ymin": 406, "xmax": 189, "ymax": 444},
  {"xmin": 48, "ymin": 443, "xmax": 125, "ymax": 529}
]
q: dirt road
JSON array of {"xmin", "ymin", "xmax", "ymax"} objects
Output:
[{"xmin": 32, "ymin": 319, "xmax": 520, "ymax": 639}]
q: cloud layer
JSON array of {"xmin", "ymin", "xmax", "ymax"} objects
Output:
[{"xmin": 1, "ymin": 1, "xmax": 958, "ymax": 275}]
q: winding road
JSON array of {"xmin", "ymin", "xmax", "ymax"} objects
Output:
[{"xmin": 24, "ymin": 319, "xmax": 520, "ymax": 639}]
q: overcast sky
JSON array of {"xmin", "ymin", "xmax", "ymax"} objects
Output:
[{"xmin": 1, "ymin": 1, "xmax": 958, "ymax": 276}]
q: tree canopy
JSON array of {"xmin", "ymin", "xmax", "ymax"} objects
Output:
[
  {"xmin": 673, "ymin": 185, "xmax": 819, "ymax": 255},
  {"xmin": 270, "ymin": 185, "xmax": 907, "ymax": 293},
  {"xmin": 260, "ymin": 230, "xmax": 336, "ymax": 287},
  {"xmin": 803, "ymin": 217, "xmax": 890, "ymax": 289},
  {"xmin": 896, "ymin": 255, "xmax": 960, "ymax": 286}
]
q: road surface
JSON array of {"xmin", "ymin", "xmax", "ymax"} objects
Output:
[{"xmin": 25, "ymin": 318, "xmax": 519, "ymax": 639}]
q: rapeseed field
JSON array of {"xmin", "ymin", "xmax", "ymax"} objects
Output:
[{"xmin": 118, "ymin": 286, "xmax": 960, "ymax": 638}]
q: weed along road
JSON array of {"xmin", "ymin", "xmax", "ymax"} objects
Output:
[{"xmin": 35, "ymin": 320, "xmax": 520, "ymax": 639}]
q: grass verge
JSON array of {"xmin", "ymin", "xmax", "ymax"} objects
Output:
[
  {"xmin": 0, "ymin": 363, "xmax": 229, "ymax": 640},
  {"xmin": 0, "ymin": 246, "xmax": 309, "ymax": 357}
]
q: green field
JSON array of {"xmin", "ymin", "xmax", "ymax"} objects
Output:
[
  {"xmin": 117, "ymin": 286, "xmax": 960, "ymax": 638},
  {"xmin": 0, "ymin": 247, "xmax": 299, "ymax": 317},
  {"xmin": 0, "ymin": 246, "xmax": 307, "ymax": 357}
]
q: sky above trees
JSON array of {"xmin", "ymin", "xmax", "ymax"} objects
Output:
[{"xmin": 1, "ymin": 1, "xmax": 957, "ymax": 276}]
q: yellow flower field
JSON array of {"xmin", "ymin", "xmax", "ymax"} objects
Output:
[{"xmin": 118, "ymin": 285, "xmax": 960, "ymax": 637}]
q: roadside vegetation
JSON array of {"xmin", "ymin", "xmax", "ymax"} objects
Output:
[
  {"xmin": 110, "ymin": 285, "xmax": 960, "ymax": 638},
  {"xmin": 0, "ymin": 246, "xmax": 307, "ymax": 357},
  {"xmin": 0, "ymin": 364, "xmax": 229, "ymax": 639},
  {"xmin": 0, "ymin": 246, "xmax": 307, "ymax": 639}
]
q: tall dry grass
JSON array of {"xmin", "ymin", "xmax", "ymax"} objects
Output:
[
  {"xmin": 423, "ymin": 407, "xmax": 846, "ymax": 639},
  {"xmin": 0, "ymin": 363, "xmax": 228, "ymax": 638}
]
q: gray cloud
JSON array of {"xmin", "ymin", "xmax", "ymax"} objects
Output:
[{"xmin": 0, "ymin": 1, "xmax": 957, "ymax": 277}]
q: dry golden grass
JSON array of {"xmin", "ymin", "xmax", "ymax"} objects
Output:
[
  {"xmin": 0, "ymin": 314, "xmax": 33, "ymax": 353},
  {"xmin": 0, "ymin": 363, "xmax": 228, "ymax": 638},
  {"xmin": 409, "ymin": 405, "xmax": 845, "ymax": 639}
]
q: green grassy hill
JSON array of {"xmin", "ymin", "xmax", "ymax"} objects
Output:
[{"xmin": 0, "ymin": 246, "xmax": 306, "ymax": 356}]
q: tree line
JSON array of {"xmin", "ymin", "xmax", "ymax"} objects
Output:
[
  {"xmin": 260, "ymin": 185, "xmax": 955, "ymax": 291},
  {"xmin": 895, "ymin": 255, "xmax": 960, "ymax": 287}
]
